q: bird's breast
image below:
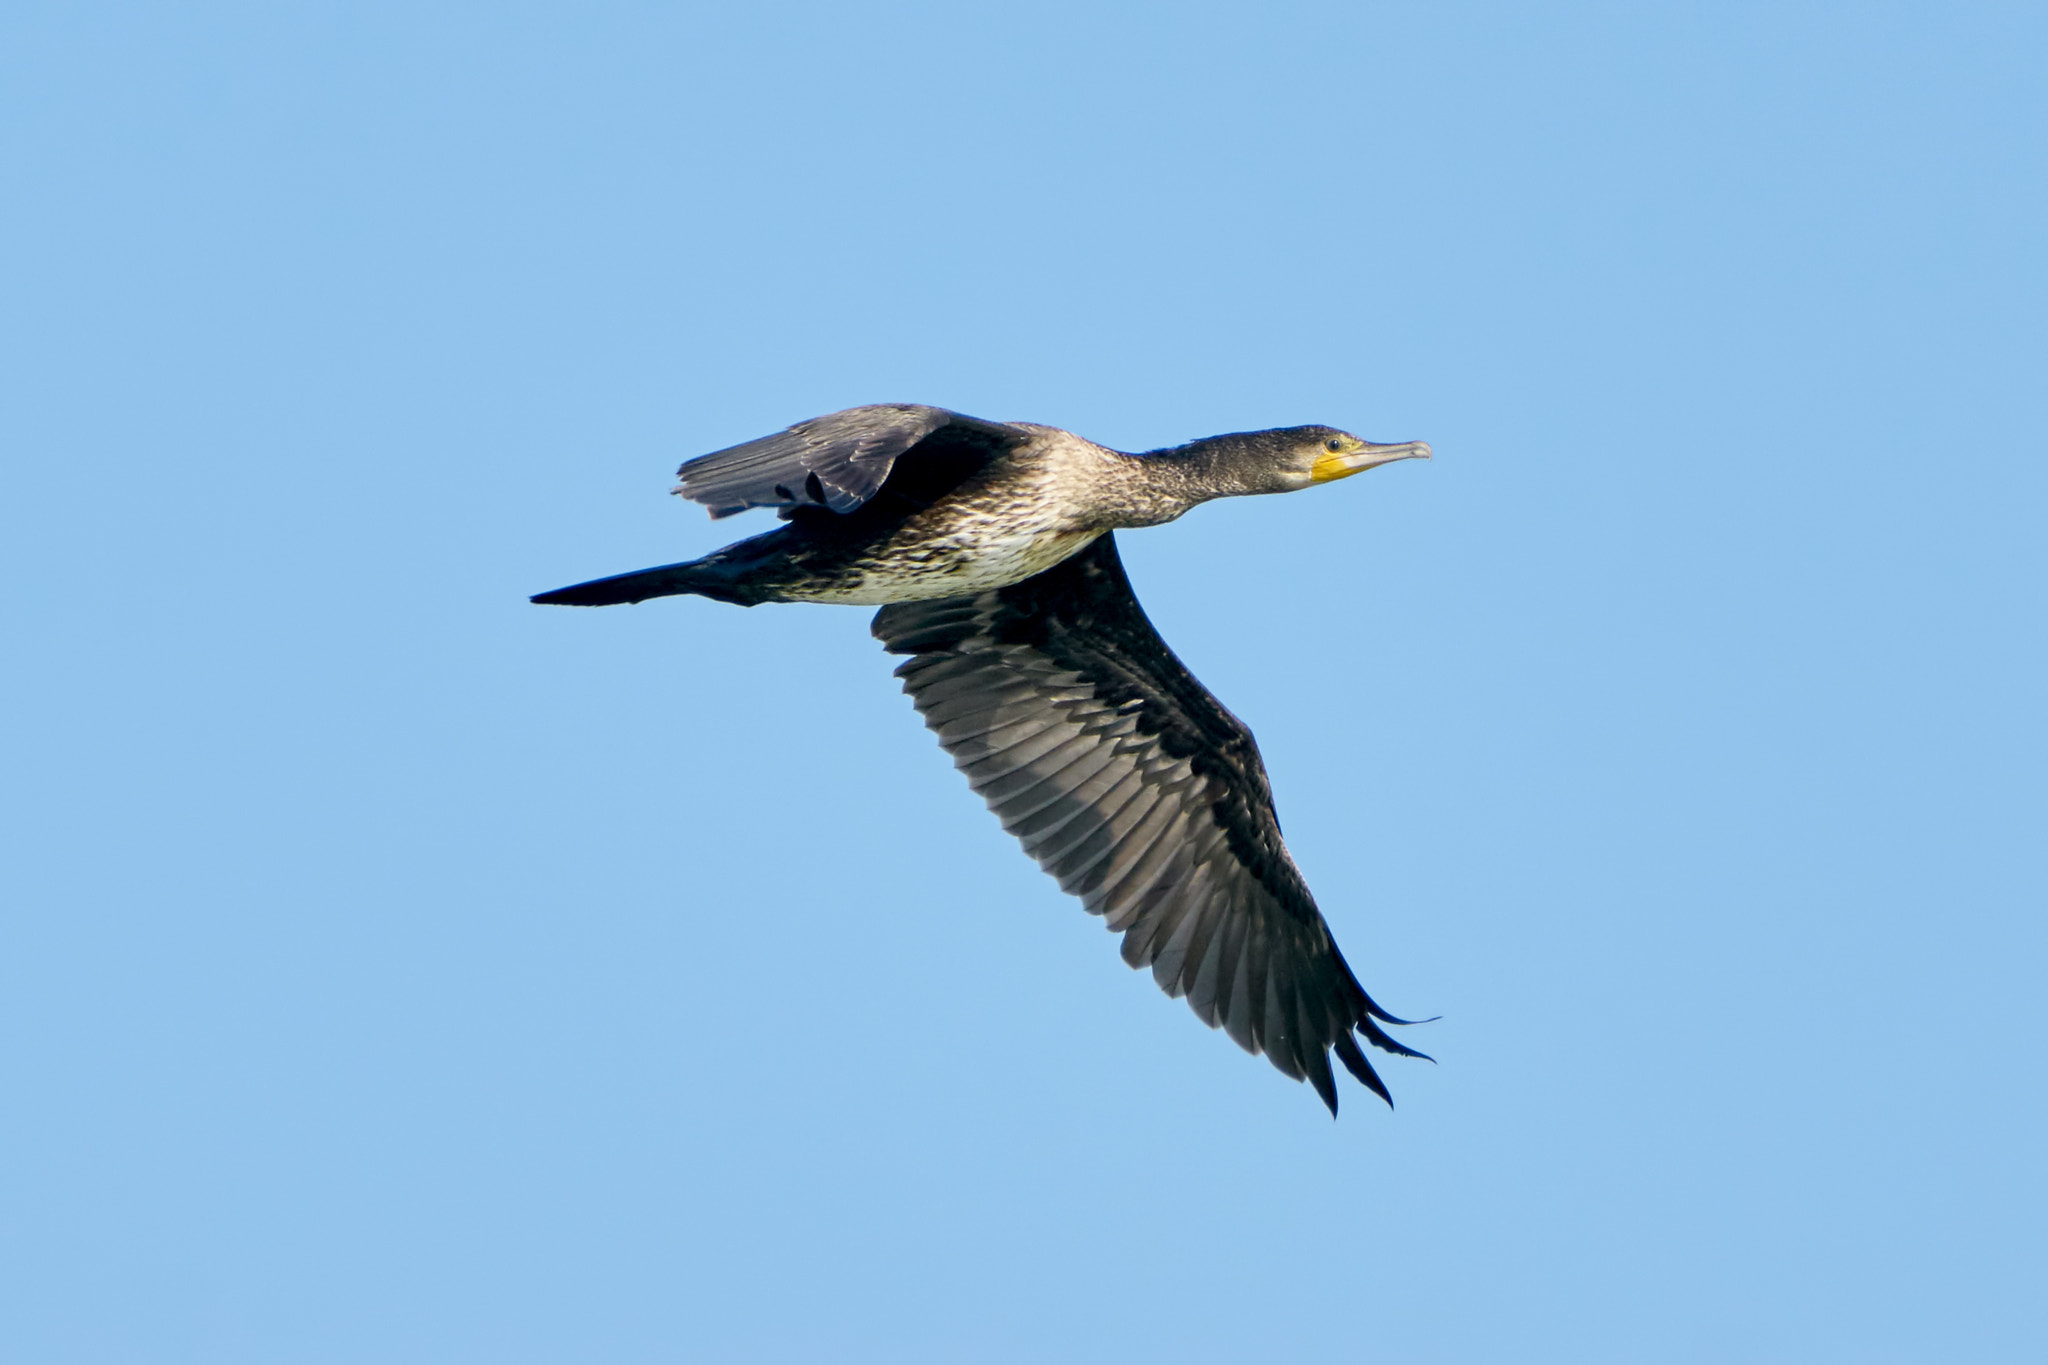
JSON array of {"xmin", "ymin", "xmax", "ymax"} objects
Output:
[{"xmin": 783, "ymin": 521, "xmax": 1103, "ymax": 605}]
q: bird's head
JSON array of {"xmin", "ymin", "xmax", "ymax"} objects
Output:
[
  {"xmin": 1281, "ymin": 426, "xmax": 1433, "ymax": 491},
  {"xmin": 1127, "ymin": 423, "xmax": 1432, "ymax": 526}
]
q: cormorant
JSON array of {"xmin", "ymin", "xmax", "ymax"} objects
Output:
[{"xmin": 533, "ymin": 404, "xmax": 1433, "ymax": 1114}]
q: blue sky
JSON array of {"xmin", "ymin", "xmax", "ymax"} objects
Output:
[{"xmin": 4, "ymin": 3, "xmax": 2044, "ymax": 1361}]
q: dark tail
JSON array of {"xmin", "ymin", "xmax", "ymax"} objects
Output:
[
  {"xmin": 534, "ymin": 526, "xmax": 798, "ymax": 607},
  {"xmin": 531, "ymin": 559, "xmax": 748, "ymax": 607}
]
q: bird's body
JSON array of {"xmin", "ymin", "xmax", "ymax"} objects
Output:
[
  {"xmin": 535, "ymin": 403, "xmax": 1433, "ymax": 1114},
  {"xmin": 691, "ymin": 423, "xmax": 1117, "ymax": 606}
]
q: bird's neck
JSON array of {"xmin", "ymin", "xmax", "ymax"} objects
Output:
[
  {"xmin": 1092, "ymin": 434, "xmax": 1267, "ymax": 527},
  {"xmin": 1164, "ymin": 433, "xmax": 1275, "ymax": 494}
]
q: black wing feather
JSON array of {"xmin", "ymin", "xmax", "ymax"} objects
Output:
[
  {"xmin": 675, "ymin": 403, "xmax": 1020, "ymax": 519},
  {"xmin": 872, "ymin": 533, "xmax": 1425, "ymax": 1115}
]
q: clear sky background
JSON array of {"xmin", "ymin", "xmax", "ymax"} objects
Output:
[{"xmin": 5, "ymin": 3, "xmax": 2044, "ymax": 1361}]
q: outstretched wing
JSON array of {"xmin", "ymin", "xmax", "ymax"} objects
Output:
[
  {"xmin": 675, "ymin": 404, "xmax": 1021, "ymax": 519},
  {"xmin": 872, "ymin": 533, "xmax": 1425, "ymax": 1114}
]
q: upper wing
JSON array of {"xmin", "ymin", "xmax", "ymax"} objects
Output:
[
  {"xmin": 872, "ymin": 533, "xmax": 1425, "ymax": 1114},
  {"xmin": 675, "ymin": 404, "xmax": 1021, "ymax": 519}
]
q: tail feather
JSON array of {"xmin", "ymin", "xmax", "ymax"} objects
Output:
[
  {"xmin": 535, "ymin": 525, "xmax": 797, "ymax": 608},
  {"xmin": 532, "ymin": 561, "xmax": 725, "ymax": 607}
]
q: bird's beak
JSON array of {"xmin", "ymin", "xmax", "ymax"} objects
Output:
[{"xmin": 1311, "ymin": 440, "xmax": 1433, "ymax": 484}]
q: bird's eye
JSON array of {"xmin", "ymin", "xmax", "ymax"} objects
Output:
[{"xmin": 1325, "ymin": 438, "xmax": 1344, "ymax": 452}]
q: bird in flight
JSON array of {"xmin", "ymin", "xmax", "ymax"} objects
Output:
[{"xmin": 534, "ymin": 404, "xmax": 1433, "ymax": 1114}]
